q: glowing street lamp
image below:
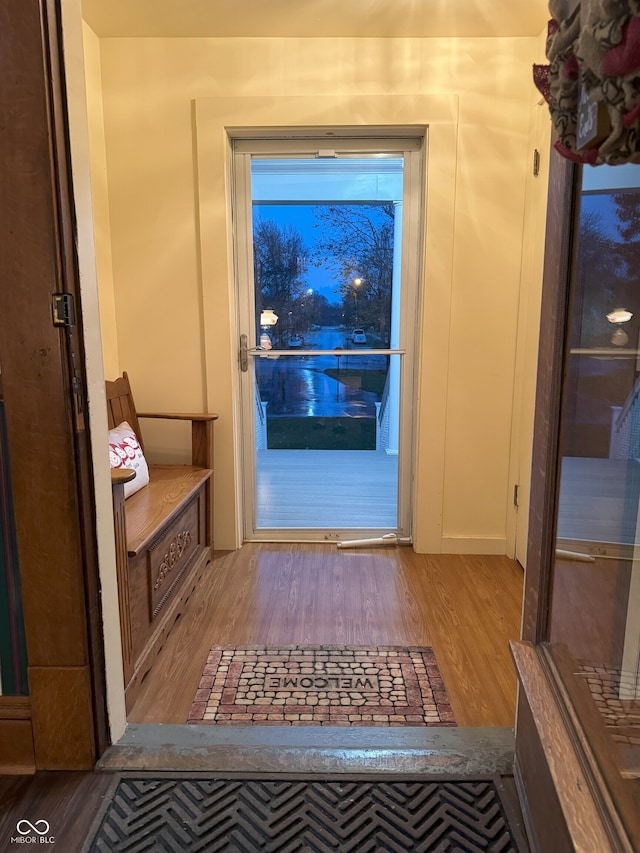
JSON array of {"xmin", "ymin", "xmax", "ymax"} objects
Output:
[{"xmin": 352, "ymin": 277, "xmax": 363, "ymax": 325}]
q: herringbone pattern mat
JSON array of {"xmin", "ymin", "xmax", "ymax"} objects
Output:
[{"xmin": 87, "ymin": 777, "xmax": 526, "ymax": 851}]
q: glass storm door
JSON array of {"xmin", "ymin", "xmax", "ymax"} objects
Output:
[{"xmin": 234, "ymin": 136, "xmax": 423, "ymax": 541}]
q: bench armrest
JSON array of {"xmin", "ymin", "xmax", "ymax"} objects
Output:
[
  {"xmin": 137, "ymin": 412, "xmax": 218, "ymax": 421},
  {"xmin": 111, "ymin": 469, "xmax": 136, "ymax": 514},
  {"xmin": 110, "ymin": 469, "xmax": 136, "ymax": 563},
  {"xmin": 111, "ymin": 468, "xmax": 137, "ymax": 487},
  {"xmin": 137, "ymin": 413, "xmax": 217, "ymax": 469}
]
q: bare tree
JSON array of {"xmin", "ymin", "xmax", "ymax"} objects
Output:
[
  {"xmin": 573, "ymin": 208, "xmax": 627, "ymax": 346},
  {"xmin": 612, "ymin": 191, "xmax": 640, "ymax": 278},
  {"xmin": 253, "ymin": 219, "xmax": 308, "ymax": 343},
  {"xmin": 311, "ymin": 203, "xmax": 394, "ymax": 338}
]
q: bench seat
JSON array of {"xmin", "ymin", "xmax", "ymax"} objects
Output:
[{"xmin": 125, "ymin": 465, "xmax": 211, "ymax": 556}]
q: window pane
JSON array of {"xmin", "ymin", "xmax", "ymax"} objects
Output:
[
  {"xmin": 551, "ymin": 164, "xmax": 640, "ymax": 779},
  {"xmin": 249, "ymin": 156, "xmax": 403, "ymax": 532}
]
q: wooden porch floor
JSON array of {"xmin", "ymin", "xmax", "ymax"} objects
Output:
[{"xmin": 256, "ymin": 449, "xmax": 398, "ymax": 529}]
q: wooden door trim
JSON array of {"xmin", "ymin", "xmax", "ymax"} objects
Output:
[
  {"xmin": 521, "ymin": 149, "xmax": 576, "ymax": 643},
  {"xmin": 515, "ymin": 144, "xmax": 640, "ymax": 849},
  {"xmin": 0, "ymin": 697, "xmax": 36, "ymax": 774},
  {"xmin": 43, "ymin": 0, "xmax": 110, "ymax": 759},
  {"xmin": 0, "ymin": 0, "xmax": 107, "ymax": 768},
  {"xmin": 511, "ymin": 641, "xmax": 634, "ymax": 852}
]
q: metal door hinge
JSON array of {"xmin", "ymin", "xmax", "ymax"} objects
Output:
[
  {"xmin": 52, "ymin": 293, "xmax": 85, "ymax": 427},
  {"xmin": 52, "ymin": 293, "xmax": 76, "ymax": 327},
  {"xmin": 533, "ymin": 149, "xmax": 541, "ymax": 177},
  {"xmin": 513, "ymin": 484, "xmax": 520, "ymax": 507}
]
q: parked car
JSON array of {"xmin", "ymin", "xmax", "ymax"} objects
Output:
[
  {"xmin": 288, "ymin": 335, "xmax": 303, "ymax": 348},
  {"xmin": 352, "ymin": 329, "xmax": 367, "ymax": 345}
]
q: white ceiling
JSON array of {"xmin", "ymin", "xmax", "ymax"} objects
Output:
[{"xmin": 81, "ymin": 0, "xmax": 549, "ymax": 39}]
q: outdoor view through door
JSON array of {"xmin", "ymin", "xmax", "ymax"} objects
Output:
[{"xmin": 236, "ymin": 138, "xmax": 422, "ymax": 538}]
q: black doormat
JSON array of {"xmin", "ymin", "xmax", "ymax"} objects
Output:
[{"xmin": 85, "ymin": 775, "xmax": 527, "ymax": 852}]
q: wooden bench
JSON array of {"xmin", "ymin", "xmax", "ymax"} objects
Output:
[{"xmin": 106, "ymin": 372, "xmax": 218, "ymax": 711}]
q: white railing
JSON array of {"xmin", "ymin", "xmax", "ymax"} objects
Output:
[
  {"xmin": 610, "ymin": 373, "xmax": 640, "ymax": 459},
  {"xmin": 376, "ymin": 372, "xmax": 391, "ymax": 452},
  {"xmin": 256, "ymin": 367, "xmax": 392, "ymax": 452},
  {"xmin": 254, "ymin": 377, "xmax": 268, "ymax": 450}
]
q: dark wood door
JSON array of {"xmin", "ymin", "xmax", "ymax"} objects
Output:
[
  {"xmin": 511, "ymin": 147, "xmax": 640, "ymax": 850},
  {"xmin": 0, "ymin": 0, "xmax": 106, "ymax": 770}
]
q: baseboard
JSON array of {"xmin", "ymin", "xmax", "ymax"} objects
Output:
[
  {"xmin": 440, "ymin": 537, "xmax": 507, "ymax": 555},
  {"xmin": 513, "ymin": 755, "xmax": 539, "ymax": 853},
  {"xmin": 0, "ymin": 697, "xmax": 35, "ymax": 774}
]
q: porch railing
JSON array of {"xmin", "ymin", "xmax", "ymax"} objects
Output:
[
  {"xmin": 610, "ymin": 372, "xmax": 640, "ymax": 459},
  {"xmin": 376, "ymin": 372, "xmax": 391, "ymax": 452},
  {"xmin": 254, "ymin": 377, "xmax": 268, "ymax": 450},
  {"xmin": 254, "ymin": 369, "xmax": 391, "ymax": 452}
]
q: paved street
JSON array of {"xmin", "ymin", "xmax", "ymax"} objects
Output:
[{"xmin": 254, "ymin": 326, "xmax": 388, "ymax": 418}]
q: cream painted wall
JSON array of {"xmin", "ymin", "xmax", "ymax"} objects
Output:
[
  {"xmin": 93, "ymin": 35, "xmax": 540, "ymax": 552},
  {"xmin": 82, "ymin": 23, "xmax": 119, "ymax": 379}
]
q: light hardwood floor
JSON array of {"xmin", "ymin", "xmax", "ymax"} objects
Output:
[{"xmin": 128, "ymin": 544, "xmax": 524, "ymax": 728}]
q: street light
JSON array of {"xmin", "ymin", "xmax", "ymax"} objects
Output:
[{"xmin": 352, "ymin": 277, "xmax": 363, "ymax": 325}]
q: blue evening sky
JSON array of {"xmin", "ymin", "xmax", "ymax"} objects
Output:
[
  {"xmin": 253, "ymin": 203, "xmax": 343, "ymax": 303},
  {"xmin": 581, "ymin": 192, "xmax": 625, "ymax": 240}
]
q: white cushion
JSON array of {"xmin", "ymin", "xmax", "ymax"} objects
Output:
[{"xmin": 108, "ymin": 421, "xmax": 150, "ymax": 499}]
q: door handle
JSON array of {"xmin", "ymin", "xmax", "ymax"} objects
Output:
[
  {"xmin": 240, "ymin": 334, "xmax": 267, "ymax": 371},
  {"xmin": 240, "ymin": 334, "xmax": 249, "ymax": 372}
]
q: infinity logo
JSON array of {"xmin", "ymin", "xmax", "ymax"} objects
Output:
[{"xmin": 16, "ymin": 820, "xmax": 50, "ymax": 836}]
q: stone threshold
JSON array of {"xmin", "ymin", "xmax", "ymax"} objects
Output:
[{"xmin": 98, "ymin": 723, "xmax": 515, "ymax": 776}]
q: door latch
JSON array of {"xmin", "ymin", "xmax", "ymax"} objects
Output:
[
  {"xmin": 240, "ymin": 334, "xmax": 249, "ymax": 372},
  {"xmin": 52, "ymin": 293, "xmax": 76, "ymax": 327},
  {"xmin": 240, "ymin": 334, "xmax": 268, "ymax": 370}
]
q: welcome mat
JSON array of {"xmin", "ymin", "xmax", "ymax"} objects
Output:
[
  {"xmin": 187, "ymin": 645, "xmax": 456, "ymax": 727},
  {"xmin": 576, "ymin": 663, "xmax": 640, "ymax": 748}
]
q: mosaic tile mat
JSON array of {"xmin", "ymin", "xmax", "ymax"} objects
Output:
[
  {"xmin": 188, "ymin": 645, "xmax": 456, "ymax": 727},
  {"xmin": 577, "ymin": 663, "xmax": 640, "ymax": 748}
]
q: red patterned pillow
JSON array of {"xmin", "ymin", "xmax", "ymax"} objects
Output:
[{"xmin": 108, "ymin": 421, "xmax": 150, "ymax": 499}]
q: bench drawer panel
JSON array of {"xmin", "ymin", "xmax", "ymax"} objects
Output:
[{"xmin": 147, "ymin": 492, "xmax": 203, "ymax": 619}]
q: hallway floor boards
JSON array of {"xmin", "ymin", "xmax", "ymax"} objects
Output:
[{"xmin": 128, "ymin": 544, "xmax": 523, "ymax": 728}]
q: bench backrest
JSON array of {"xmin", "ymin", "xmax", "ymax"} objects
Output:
[{"xmin": 105, "ymin": 371, "xmax": 145, "ymax": 453}]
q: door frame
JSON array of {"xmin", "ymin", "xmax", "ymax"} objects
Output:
[
  {"xmin": 194, "ymin": 96, "xmax": 459, "ymax": 552},
  {"xmin": 0, "ymin": 0, "xmax": 108, "ymax": 770},
  {"xmin": 507, "ymin": 100, "xmax": 552, "ymax": 567},
  {"xmin": 231, "ymin": 135, "xmax": 425, "ymax": 542},
  {"xmin": 511, "ymin": 145, "xmax": 640, "ymax": 850}
]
